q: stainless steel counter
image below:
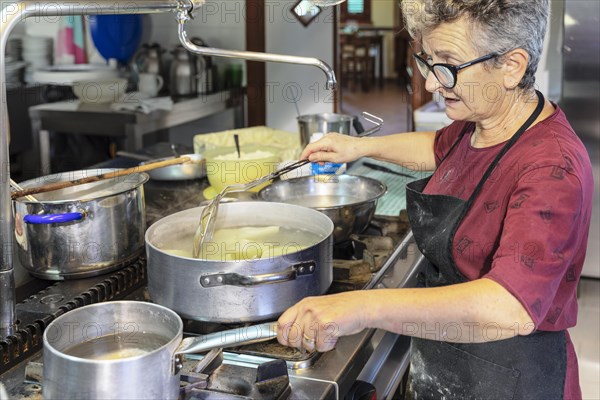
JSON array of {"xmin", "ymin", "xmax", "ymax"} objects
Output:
[{"xmin": 28, "ymin": 90, "xmax": 245, "ymax": 175}]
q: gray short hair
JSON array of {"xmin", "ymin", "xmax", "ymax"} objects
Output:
[{"xmin": 401, "ymin": 0, "xmax": 549, "ymax": 89}]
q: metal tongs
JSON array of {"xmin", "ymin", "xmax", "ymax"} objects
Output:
[{"xmin": 192, "ymin": 159, "xmax": 310, "ymax": 258}]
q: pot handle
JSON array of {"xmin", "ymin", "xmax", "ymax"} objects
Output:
[
  {"xmin": 199, "ymin": 261, "xmax": 316, "ymax": 287},
  {"xmin": 172, "ymin": 322, "xmax": 278, "ymax": 374},
  {"xmin": 354, "ymin": 112, "xmax": 384, "ymax": 137},
  {"xmin": 24, "ymin": 212, "xmax": 85, "ymax": 225},
  {"xmin": 352, "ymin": 116, "xmax": 366, "ymax": 135}
]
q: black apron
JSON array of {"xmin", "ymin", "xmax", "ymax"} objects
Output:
[{"xmin": 405, "ymin": 91, "xmax": 567, "ymax": 399}]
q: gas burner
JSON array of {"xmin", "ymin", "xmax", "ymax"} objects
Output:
[
  {"xmin": 231, "ymin": 340, "xmax": 321, "ymax": 369},
  {"xmin": 180, "ymin": 349, "xmax": 291, "ymax": 400},
  {"xmin": 332, "ymin": 239, "xmax": 356, "ymax": 260},
  {"xmin": 331, "ymin": 212, "xmax": 410, "ymax": 291}
]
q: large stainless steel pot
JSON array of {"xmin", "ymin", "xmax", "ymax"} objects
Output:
[
  {"xmin": 145, "ymin": 202, "xmax": 334, "ymax": 322},
  {"xmin": 259, "ymin": 175, "xmax": 387, "ymax": 243},
  {"xmin": 43, "ymin": 301, "xmax": 278, "ymax": 400},
  {"xmin": 13, "ymin": 169, "xmax": 148, "ymax": 280}
]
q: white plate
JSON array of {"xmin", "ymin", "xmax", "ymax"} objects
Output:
[{"xmin": 32, "ymin": 64, "xmax": 120, "ymax": 85}]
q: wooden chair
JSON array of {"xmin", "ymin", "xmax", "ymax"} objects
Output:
[{"xmin": 340, "ymin": 34, "xmax": 376, "ymax": 92}]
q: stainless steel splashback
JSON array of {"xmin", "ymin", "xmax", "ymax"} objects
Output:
[
  {"xmin": 560, "ymin": 0, "xmax": 600, "ymax": 278},
  {"xmin": 561, "ymin": 0, "xmax": 600, "ymax": 141}
]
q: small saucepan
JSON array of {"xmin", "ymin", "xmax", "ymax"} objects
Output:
[
  {"xmin": 259, "ymin": 174, "xmax": 387, "ymax": 243},
  {"xmin": 297, "ymin": 111, "xmax": 384, "ymax": 147},
  {"xmin": 43, "ymin": 301, "xmax": 278, "ymax": 400}
]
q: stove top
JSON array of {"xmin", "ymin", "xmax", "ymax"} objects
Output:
[
  {"xmin": 14, "ymin": 349, "xmax": 293, "ymax": 400},
  {"xmin": 1, "ymin": 178, "xmax": 421, "ymax": 399}
]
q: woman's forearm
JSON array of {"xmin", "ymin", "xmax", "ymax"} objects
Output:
[
  {"xmin": 363, "ymin": 278, "xmax": 535, "ymax": 343},
  {"xmin": 361, "ymin": 131, "xmax": 437, "ymax": 171},
  {"xmin": 301, "ymin": 131, "xmax": 437, "ymax": 170}
]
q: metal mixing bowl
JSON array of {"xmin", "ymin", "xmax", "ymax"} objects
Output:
[{"xmin": 259, "ymin": 174, "xmax": 387, "ymax": 243}]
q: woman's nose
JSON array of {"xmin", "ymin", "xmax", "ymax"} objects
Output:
[{"xmin": 424, "ymin": 71, "xmax": 440, "ymax": 93}]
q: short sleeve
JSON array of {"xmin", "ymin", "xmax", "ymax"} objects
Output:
[{"xmin": 484, "ymin": 166, "xmax": 584, "ymax": 329}]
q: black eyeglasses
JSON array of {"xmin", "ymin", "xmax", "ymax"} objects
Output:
[{"xmin": 413, "ymin": 52, "xmax": 497, "ymax": 89}]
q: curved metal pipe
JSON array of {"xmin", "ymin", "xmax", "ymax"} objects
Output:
[
  {"xmin": 0, "ymin": 0, "xmax": 201, "ymax": 338},
  {"xmin": 176, "ymin": 12, "xmax": 337, "ymax": 90}
]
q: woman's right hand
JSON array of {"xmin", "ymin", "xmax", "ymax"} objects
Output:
[{"xmin": 300, "ymin": 133, "xmax": 366, "ymax": 164}]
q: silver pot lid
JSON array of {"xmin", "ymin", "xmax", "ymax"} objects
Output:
[{"xmin": 16, "ymin": 168, "xmax": 149, "ymax": 203}]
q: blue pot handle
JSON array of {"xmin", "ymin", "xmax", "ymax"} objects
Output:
[{"xmin": 24, "ymin": 212, "xmax": 85, "ymax": 225}]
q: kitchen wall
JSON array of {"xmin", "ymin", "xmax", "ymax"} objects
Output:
[
  {"xmin": 149, "ymin": 1, "xmax": 247, "ymax": 81},
  {"xmin": 265, "ymin": 2, "xmax": 336, "ymax": 132},
  {"xmin": 371, "ymin": 0, "xmax": 396, "ymax": 79},
  {"xmin": 146, "ymin": 1, "xmax": 246, "ymax": 142},
  {"xmin": 150, "ymin": 1, "xmax": 336, "ymax": 134},
  {"xmin": 149, "ymin": 1, "xmax": 337, "ymax": 133},
  {"xmin": 19, "ymin": 2, "xmax": 247, "ymax": 72},
  {"xmin": 372, "ymin": 0, "xmax": 395, "ymax": 27}
]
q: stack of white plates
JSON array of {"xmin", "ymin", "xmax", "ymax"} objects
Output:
[
  {"xmin": 5, "ymin": 61, "xmax": 27, "ymax": 89},
  {"xmin": 6, "ymin": 37, "xmax": 23, "ymax": 62},
  {"xmin": 22, "ymin": 36, "xmax": 53, "ymax": 83},
  {"xmin": 32, "ymin": 64, "xmax": 121, "ymax": 86}
]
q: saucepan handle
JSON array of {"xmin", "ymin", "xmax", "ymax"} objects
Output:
[
  {"xmin": 199, "ymin": 261, "xmax": 316, "ymax": 287},
  {"xmin": 172, "ymin": 322, "xmax": 279, "ymax": 374},
  {"xmin": 24, "ymin": 211, "xmax": 85, "ymax": 225},
  {"xmin": 354, "ymin": 111, "xmax": 384, "ymax": 137}
]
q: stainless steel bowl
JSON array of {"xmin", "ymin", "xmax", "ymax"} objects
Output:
[
  {"xmin": 139, "ymin": 153, "xmax": 206, "ymax": 181},
  {"xmin": 259, "ymin": 174, "xmax": 387, "ymax": 242}
]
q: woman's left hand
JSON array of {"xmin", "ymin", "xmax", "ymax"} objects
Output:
[{"xmin": 276, "ymin": 291, "xmax": 370, "ymax": 352}]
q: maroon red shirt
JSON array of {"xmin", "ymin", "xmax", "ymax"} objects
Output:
[{"xmin": 423, "ymin": 105, "xmax": 593, "ymax": 399}]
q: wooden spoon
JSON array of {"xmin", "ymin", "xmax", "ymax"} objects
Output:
[{"xmin": 11, "ymin": 156, "xmax": 193, "ymax": 200}]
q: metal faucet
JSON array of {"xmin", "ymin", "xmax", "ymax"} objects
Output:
[
  {"xmin": 0, "ymin": 0, "xmax": 338, "ymax": 339},
  {"xmin": 176, "ymin": 11, "xmax": 337, "ymax": 90},
  {"xmin": 0, "ymin": 0, "xmax": 203, "ymax": 339}
]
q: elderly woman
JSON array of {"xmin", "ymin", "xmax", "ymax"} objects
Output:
[{"xmin": 276, "ymin": 0, "xmax": 593, "ymax": 398}]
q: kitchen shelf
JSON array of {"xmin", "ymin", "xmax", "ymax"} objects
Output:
[{"xmin": 28, "ymin": 90, "xmax": 245, "ymax": 175}]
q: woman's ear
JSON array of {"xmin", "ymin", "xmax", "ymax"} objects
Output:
[{"xmin": 502, "ymin": 48, "xmax": 529, "ymax": 89}]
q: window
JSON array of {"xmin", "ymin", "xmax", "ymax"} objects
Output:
[
  {"xmin": 347, "ymin": 0, "xmax": 364, "ymax": 13},
  {"xmin": 341, "ymin": 0, "xmax": 371, "ymax": 24}
]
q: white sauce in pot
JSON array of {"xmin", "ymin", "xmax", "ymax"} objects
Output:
[{"xmin": 161, "ymin": 225, "xmax": 325, "ymax": 261}]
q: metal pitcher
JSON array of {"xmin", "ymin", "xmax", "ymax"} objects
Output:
[
  {"xmin": 133, "ymin": 43, "xmax": 165, "ymax": 77},
  {"xmin": 170, "ymin": 45, "xmax": 196, "ymax": 97}
]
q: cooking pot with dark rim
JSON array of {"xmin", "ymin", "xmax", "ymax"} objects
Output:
[{"xmin": 145, "ymin": 201, "xmax": 334, "ymax": 323}]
